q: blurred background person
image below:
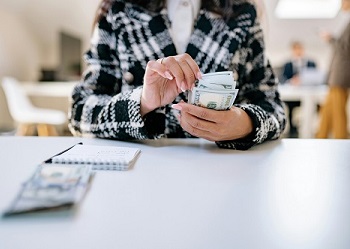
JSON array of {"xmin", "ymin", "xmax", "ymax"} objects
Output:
[
  {"xmin": 281, "ymin": 41, "xmax": 317, "ymax": 137},
  {"xmin": 282, "ymin": 41, "xmax": 317, "ymax": 85},
  {"xmin": 316, "ymin": 0, "xmax": 350, "ymax": 139}
]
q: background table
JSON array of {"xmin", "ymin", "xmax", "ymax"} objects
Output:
[
  {"xmin": 0, "ymin": 137, "xmax": 349, "ymax": 249},
  {"xmin": 278, "ymin": 84, "xmax": 328, "ymax": 138},
  {"xmin": 22, "ymin": 81, "xmax": 77, "ymax": 98},
  {"xmin": 21, "ymin": 82, "xmax": 77, "ymax": 135}
]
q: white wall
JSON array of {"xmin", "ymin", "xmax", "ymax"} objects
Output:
[
  {"xmin": 0, "ymin": 7, "xmax": 40, "ymax": 81},
  {"xmin": 18, "ymin": 0, "xmax": 98, "ymax": 69},
  {"xmin": 0, "ymin": 0, "xmax": 99, "ymax": 130},
  {"xmin": 0, "ymin": 0, "xmax": 99, "ymax": 79},
  {"xmin": 0, "ymin": 7, "xmax": 42, "ymax": 130}
]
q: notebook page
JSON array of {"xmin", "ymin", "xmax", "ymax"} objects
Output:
[{"xmin": 51, "ymin": 144, "xmax": 141, "ymax": 166}]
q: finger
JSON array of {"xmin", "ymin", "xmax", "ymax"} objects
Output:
[
  {"xmin": 146, "ymin": 60, "xmax": 173, "ymax": 80},
  {"xmin": 180, "ymin": 109, "xmax": 217, "ymax": 133},
  {"xmin": 179, "ymin": 115, "xmax": 216, "ymax": 141},
  {"xmin": 177, "ymin": 58, "xmax": 196, "ymax": 90},
  {"xmin": 173, "ymin": 102, "xmax": 219, "ymax": 122},
  {"xmin": 173, "ymin": 103, "xmax": 225, "ymax": 141},
  {"xmin": 162, "ymin": 57, "xmax": 186, "ymax": 91},
  {"xmin": 177, "ymin": 53, "xmax": 202, "ymax": 80},
  {"xmin": 172, "ymin": 103, "xmax": 218, "ymax": 136}
]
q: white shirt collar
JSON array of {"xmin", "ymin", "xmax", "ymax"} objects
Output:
[
  {"xmin": 167, "ymin": 0, "xmax": 201, "ymax": 22},
  {"xmin": 166, "ymin": 0, "xmax": 201, "ymax": 53}
]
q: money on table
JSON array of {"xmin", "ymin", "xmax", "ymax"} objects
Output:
[{"xmin": 3, "ymin": 164, "xmax": 93, "ymax": 216}]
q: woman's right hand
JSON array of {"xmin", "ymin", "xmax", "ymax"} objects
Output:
[{"xmin": 140, "ymin": 53, "xmax": 202, "ymax": 117}]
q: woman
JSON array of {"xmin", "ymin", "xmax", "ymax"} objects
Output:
[
  {"xmin": 69, "ymin": 0, "xmax": 286, "ymax": 150},
  {"xmin": 316, "ymin": 0, "xmax": 350, "ymax": 139}
]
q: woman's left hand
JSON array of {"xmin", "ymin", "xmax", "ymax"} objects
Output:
[{"xmin": 172, "ymin": 102, "xmax": 253, "ymax": 141}]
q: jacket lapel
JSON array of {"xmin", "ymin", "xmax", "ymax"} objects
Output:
[
  {"xmin": 186, "ymin": 9, "xmax": 245, "ymax": 73},
  {"xmin": 148, "ymin": 8, "xmax": 177, "ymax": 58},
  {"xmin": 125, "ymin": 4, "xmax": 245, "ymax": 73}
]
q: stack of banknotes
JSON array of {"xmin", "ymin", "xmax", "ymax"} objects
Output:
[
  {"xmin": 188, "ymin": 71, "xmax": 239, "ymax": 110},
  {"xmin": 3, "ymin": 164, "xmax": 93, "ymax": 216}
]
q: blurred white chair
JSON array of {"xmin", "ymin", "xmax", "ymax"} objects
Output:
[{"xmin": 1, "ymin": 77, "xmax": 67, "ymax": 136}]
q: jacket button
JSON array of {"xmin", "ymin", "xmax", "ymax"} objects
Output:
[{"xmin": 123, "ymin": 72, "xmax": 134, "ymax": 84}]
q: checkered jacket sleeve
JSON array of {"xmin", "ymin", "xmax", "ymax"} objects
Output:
[
  {"xmin": 216, "ymin": 18, "xmax": 286, "ymax": 150},
  {"xmin": 68, "ymin": 13, "xmax": 150, "ymax": 140}
]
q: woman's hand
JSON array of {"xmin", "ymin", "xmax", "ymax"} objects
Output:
[
  {"xmin": 140, "ymin": 53, "xmax": 202, "ymax": 117},
  {"xmin": 172, "ymin": 102, "xmax": 254, "ymax": 141}
]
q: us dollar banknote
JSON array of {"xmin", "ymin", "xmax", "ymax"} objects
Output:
[
  {"xmin": 188, "ymin": 71, "xmax": 238, "ymax": 110},
  {"xmin": 3, "ymin": 164, "xmax": 93, "ymax": 216}
]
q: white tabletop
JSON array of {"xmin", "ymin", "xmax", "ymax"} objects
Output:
[{"xmin": 0, "ymin": 137, "xmax": 349, "ymax": 249}]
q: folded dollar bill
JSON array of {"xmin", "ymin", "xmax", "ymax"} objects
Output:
[
  {"xmin": 188, "ymin": 71, "xmax": 238, "ymax": 110},
  {"xmin": 3, "ymin": 164, "xmax": 93, "ymax": 216}
]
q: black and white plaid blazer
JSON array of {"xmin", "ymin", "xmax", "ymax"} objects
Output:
[{"xmin": 69, "ymin": 0, "xmax": 286, "ymax": 150}]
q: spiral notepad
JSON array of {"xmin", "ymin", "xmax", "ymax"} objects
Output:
[{"xmin": 48, "ymin": 144, "xmax": 141, "ymax": 171}]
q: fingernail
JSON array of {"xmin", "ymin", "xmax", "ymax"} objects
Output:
[
  {"xmin": 197, "ymin": 72, "xmax": 202, "ymax": 79},
  {"xmin": 176, "ymin": 114, "xmax": 181, "ymax": 122},
  {"xmin": 171, "ymin": 104, "xmax": 182, "ymax": 111},
  {"xmin": 165, "ymin": 71, "xmax": 173, "ymax": 80},
  {"xmin": 181, "ymin": 81, "xmax": 187, "ymax": 92}
]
